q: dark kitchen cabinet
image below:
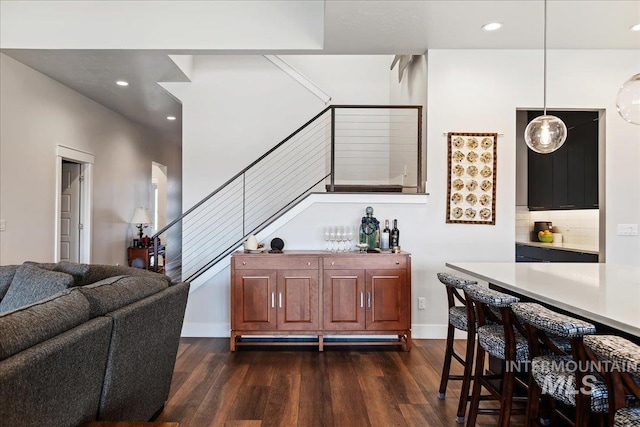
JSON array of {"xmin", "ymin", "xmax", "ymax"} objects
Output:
[
  {"xmin": 527, "ymin": 111, "xmax": 599, "ymax": 210},
  {"xmin": 515, "ymin": 244, "xmax": 598, "ymax": 263}
]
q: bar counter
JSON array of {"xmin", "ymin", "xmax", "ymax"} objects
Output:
[{"xmin": 445, "ymin": 262, "xmax": 640, "ymax": 338}]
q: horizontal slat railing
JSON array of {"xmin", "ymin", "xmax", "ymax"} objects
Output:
[{"xmin": 150, "ymin": 105, "xmax": 422, "ymax": 283}]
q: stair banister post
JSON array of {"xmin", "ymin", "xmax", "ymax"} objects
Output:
[
  {"xmin": 417, "ymin": 106, "xmax": 424, "ymax": 193},
  {"xmin": 330, "ymin": 106, "xmax": 335, "ymax": 192}
]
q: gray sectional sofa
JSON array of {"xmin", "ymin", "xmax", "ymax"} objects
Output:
[{"xmin": 0, "ymin": 261, "xmax": 190, "ymax": 427}]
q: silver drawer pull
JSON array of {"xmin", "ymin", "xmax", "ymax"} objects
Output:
[
  {"xmin": 360, "ymin": 292, "xmax": 364, "ymax": 308},
  {"xmin": 271, "ymin": 292, "xmax": 275, "ymax": 308},
  {"xmin": 395, "ymin": 261, "xmax": 400, "ymax": 265},
  {"xmin": 307, "ymin": 262, "xmax": 311, "ymax": 266},
  {"xmin": 331, "ymin": 261, "xmax": 335, "ymax": 266},
  {"xmin": 242, "ymin": 262, "xmax": 246, "ymax": 265},
  {"xmin": 367, "ymin": 292, "xmax": 371, "ymax": 308},
  {"xmin": 279, "ymin": 292, "xmax": 283, "ymax": 308}
]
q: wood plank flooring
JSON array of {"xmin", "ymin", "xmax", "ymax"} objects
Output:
[{"xmin": 156, "ymin": 338, "xmax": 523, "ymax": 427}]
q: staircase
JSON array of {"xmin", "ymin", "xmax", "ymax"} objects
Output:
[{"xmin": 149, "ymin": 105, "xmax": 423, "ymax": 284}]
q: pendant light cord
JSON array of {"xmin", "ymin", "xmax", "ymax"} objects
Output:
[{"xmin": 543, "ymin": 0, "xmax": 547, "ymax": 115}]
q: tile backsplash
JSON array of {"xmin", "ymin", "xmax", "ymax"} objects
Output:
[{"xmin": 516, "ymin": 206, "xmax": 599, "ymax": 247}]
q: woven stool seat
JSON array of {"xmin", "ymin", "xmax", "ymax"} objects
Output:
[
  {"xmin": 478, "ymin": 323, "xmax": 529, "ymax": 361},
  {"xmin": 511, "ymin": 303, "xmax": 597, "ymax": 338},
  {"xmin": 614, "ymin": 407, "xmax": 640, "ymax": 427},
  {"xmin": 584, "ymin": 335, "xmax": 640, "ymax": 375},
  {"xmin": 449, "ymin": 306, "xmax": 469, "ymax": 331},
  {"xmin": 437, "ymin": 272, "xmax": 477, "ymax": 289},
  {"xmin": 531, "ymin": 355, "xmax": 609, "ymax": 413}
]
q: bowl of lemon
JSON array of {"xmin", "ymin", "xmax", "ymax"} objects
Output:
[{"xmin": 538, "ymin": 230, "xmax": 554, "ymax": 243}]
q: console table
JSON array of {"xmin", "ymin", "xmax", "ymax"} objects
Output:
[
  {"xmin": 127, "ymin": 245, "xmax": 165, "ymax": 272},
  {"xmin": 230, "ymin": 250, "xmax": 412, "ymax": 351}
]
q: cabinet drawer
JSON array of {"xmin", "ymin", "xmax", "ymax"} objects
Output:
[
  {"xmin": 323, "ymin": 255, "xmax": 407, "ymax": 270},
  {"xmin": 234, "ymin": 256, "xmax": 319, "ymax": 270}
]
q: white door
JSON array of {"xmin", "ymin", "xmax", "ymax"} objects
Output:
[{"xmin": 60, "ymin": 162, "xmax": 81, "ymax": 262}]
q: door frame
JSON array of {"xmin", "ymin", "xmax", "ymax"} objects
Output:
[{"xmin": 54, "ymin": 145, "xmax": 94, "ymax": 263}]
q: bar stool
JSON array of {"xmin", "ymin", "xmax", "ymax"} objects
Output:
[
  {"xmin": 583, "ymin": 335, "xmax": 640, "ymax": 427},
  {"xmin": 464, "ymin": 284, "xmax": 529, "ymax": 427},
  {"xmin": 511, "ymin": 302, "xmax": 604, "ymax": 427},
  {"xmin": 436, "ymin": 272, "xmax": 477, "ymax": 423}
]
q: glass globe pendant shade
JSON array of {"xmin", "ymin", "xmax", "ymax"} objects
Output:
[
  {"xmin": 616, "ymin": 73, "xmax": 640, "ymax": 125},
  {"xmin": 524, "ymin": 115, "xmax": 567, "ymax": 154}
]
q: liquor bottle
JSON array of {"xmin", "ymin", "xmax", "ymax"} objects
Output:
[
  {"xmin": 390, "ymin": 219, "xmax": 400, "ymax": 248},
  {"xmin": 380, "ymin": 220, "xmax": 390, "ymax": 250}
]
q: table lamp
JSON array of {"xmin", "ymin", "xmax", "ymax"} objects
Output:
[{"xmin": 130, "ymin": 207, "xmax": 152, "ymax": 241}]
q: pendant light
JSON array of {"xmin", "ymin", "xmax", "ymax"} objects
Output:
[
  {"xmin": 524, "ymin": 0, "xmax": 567, "ymax": 154},
  {"xmin": 616, "ymin": 73, "xmax": 640, "ymax": 125}
]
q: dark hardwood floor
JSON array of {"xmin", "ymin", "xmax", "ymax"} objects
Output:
[{"xmin": 156, "ymin": 338, "xmax": 522, "ymax": 427}]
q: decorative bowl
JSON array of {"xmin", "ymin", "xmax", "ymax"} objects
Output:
[{"xmin": 538, "ymin": 234, "xmax": 554, "ymax": 243}]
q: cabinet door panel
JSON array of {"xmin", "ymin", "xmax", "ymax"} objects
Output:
[
  {"xmin": 366, "ymin": 269, "xmax": 409, "ymax": 330},
  {"xmin": 277, "ymin": 269, "xmax": 319, "ymax": 330},
  {"xmin": 233, "ymin": 270, "xmax": 277, "ymax": 330},
  {"xmin": 323, "ymin": 269, "xmax": 365, "ymax": 330}
]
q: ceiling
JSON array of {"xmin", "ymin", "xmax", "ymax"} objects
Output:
[{"xmin": 2, "ymin": 1, "xmax": 639, "ymax": 142}]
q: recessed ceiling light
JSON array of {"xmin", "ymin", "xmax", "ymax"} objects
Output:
[
  {"xmin": 116, "ymin": 80, "xmax": 129, "ymax": 87},
  {"xmin": 167, "ymin": 116, "xmax": 176, "ymax": 121},
  {"xmin": 482, "ymin": 22, "xmax": 502, "ymax": 32},
  {"xmin": 630, "ymin": 24, "xmax": 640, "ymax": 32}
]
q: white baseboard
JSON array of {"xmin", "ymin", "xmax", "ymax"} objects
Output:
[
  {"xmin": 181, "ymin": 322, "xmax": 230, "ymax": 337},
  {"xmin": 182, "ymin": 322, "xmax": 453, "ymax": 339}
]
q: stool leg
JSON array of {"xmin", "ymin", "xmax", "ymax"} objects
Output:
[
  {"xmin": 525, "ymin": 375, "xmax": 542, "ymax": 427},
  {"xmin": 465, "ymin": 342, "xmax": 485, "ymax": 427},
  {"xmin": 498, "ymin": 367, "xmax": 516, "ymax": 427},
  {"xmin": 456, "ymin": 327, "xmax": 475, "ymax": 423},
  {"xmin": 438, "ymin": 322, "xmax": 456, "ymax": 399}
]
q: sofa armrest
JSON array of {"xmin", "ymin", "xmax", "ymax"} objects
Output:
[{"xmin": 98, "ymin": 281, "xmax": 190, "ymax": 421}]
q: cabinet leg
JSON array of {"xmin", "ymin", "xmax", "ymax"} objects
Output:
[
  {"xmin": 319, "ymin": 335, "xmax": 324, "ymax": 352},
  {"xmin": 404, "ymin": 332, "xmax": 412, "ymax": 351},
  {"xmin": 230, "ymin": 332, "xmax": 237, "ymax": 352}
]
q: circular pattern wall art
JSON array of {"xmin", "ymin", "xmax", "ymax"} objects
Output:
[{"xmin": 446, "ymin": 132, "xmax": 497, "ymax": 225}]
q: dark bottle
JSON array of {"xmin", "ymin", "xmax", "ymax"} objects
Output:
[{"xmin": 390, "ymin": 219, "xmax": 400, "ymax": 248}]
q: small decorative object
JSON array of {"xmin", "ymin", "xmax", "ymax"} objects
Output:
[
  {"xmin": 356, "ymin": 243, "xmax": 369, "ymax": 253},
  {"xmin": 538, "ymin": 229, "xmax": 554, "ymax": 243},
  {"xmin": 270, "ymin": 237, "xmax": 285, "ymax": 253},
  {"xmin": 142, "ymin": 236, "xmax": 151, "ymax": 247},
  {"xmin": 359, "ymin": 206, "xmax": 380, "ymax": 251},
  {"xmin": 446, "ymin": 132, "xmax": 497, "ymax": 225},
  {"xmin": 245, "ymin": 235, "xmax": 258, "ymax": 250},
  {"xmin": 133, "ymin": 238, "xmax": 140, "ymax": 248}
]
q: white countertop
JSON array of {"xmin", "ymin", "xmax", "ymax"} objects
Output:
[
  {"xmin": 445, "ymin": 262, "xmax": 640, "ymax": 337},
  {"xmin": 516, "ymin": 240, "xmax": 599, "ymax": 255}
]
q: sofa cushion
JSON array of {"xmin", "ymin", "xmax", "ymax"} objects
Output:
[
  {"xmin": 53, "ymin": 261, "xmax": 91, "ymax": 287},
  {"xmin": 0, "ymin": 265, "xmax": 19, "ymax": 301},
  {"xmin": 0, "ymin": 264, "xmax": 74, "ymax": 313},
  {"xmin": 83, "ymin": 264, "xmax": 171, "ymax": 287},
  {"xmin": 0, "ymin": 289, "xmax": 90, "ymax": 360},
  {"xmin": 77, "ymin": 275, "xmax": 168, "ymax": 317}
]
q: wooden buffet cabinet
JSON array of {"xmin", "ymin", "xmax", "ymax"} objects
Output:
[{"xmin": 230, "ymin": 250, "xmax": 411, "ymax": 351}]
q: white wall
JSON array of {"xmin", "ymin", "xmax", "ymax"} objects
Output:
[
  {"xmin": 426, "ymin": 49, "xmax": 639, "ymax": 270},
  {"xmin": 0, "ymin": 53, "xmax": 182, "ymax": 266},
  {"xmin": 162, "ymin": 54, "xmax": 393, "ymax": 209},
  {"xmin": 180, "ymin": 49, "xmax": 639, "ymax": 339}
]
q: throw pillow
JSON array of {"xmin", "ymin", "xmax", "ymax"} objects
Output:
[
  {"xmin": 0, "ymin": 264, "xmax": 74, "ymax": 313},
  {"xmin": 53, "ymin": 261, "xmax": 91, "ymax": 287},
  {"xmin": 0, "ymin": 265, "xmax": 19, "ymax": 301}
]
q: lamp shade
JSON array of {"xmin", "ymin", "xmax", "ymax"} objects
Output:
[
  {"xmin": 130, "ymin": 207, "xmax": 152, "ymax": 225},
  {"xmin": 616, "ymin": 73, "xmax": 640, "ymax": 125},
  {"xmin": 524, "ymin": 115, "xmax": 567, "ymax": 154}
]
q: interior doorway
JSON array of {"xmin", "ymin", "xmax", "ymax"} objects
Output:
[
  {"xmin": 60, "ymin": 161, "xmax": 81, "ymax": 262},
  {"xmin": 55, "ymin": 146, "xmax": 94, "ymax": 263},
  {"xmin": 151, "ymin": 162, "xmax": 168, "ymax": 240}
]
